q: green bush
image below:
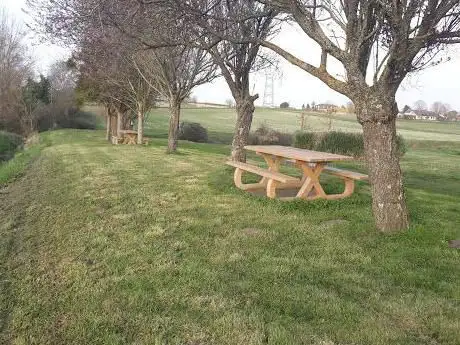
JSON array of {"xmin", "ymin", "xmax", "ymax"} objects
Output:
[
  {"xmin": 61, "ymin": 110, "xmax": 98, "ymax": 130},
  {"xmin": 316, "ymin": 132, "xmax": 365, "ymax": 157},
  {"xmin": 249, "ymin": 124, "xmax": 293, "ymax": 146},
  {"xmin": 396, "ymin": 135, "xmax": 407, "ymax": 156},
  {"xmin": 0, "ymin": 131, "xmax": 24, "ymax": 162},
  {"xmin": 294, "ymin": 131, "xmax": 406, "ymax": 158},
  {"xmin": 293, "ymin": 131, "xmax": 316, "ymax": 150},
  {"xmin": 37, "ymin": 106, "xmax": 98, "ymax": 131},
  {"xmin": 179, "ymin": 122, "xmax": 208, "ymax": 143}
]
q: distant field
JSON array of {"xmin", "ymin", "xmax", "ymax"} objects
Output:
[{"xmin": 144, "ymin": 107, "xmax": 460, "ymax": 142}]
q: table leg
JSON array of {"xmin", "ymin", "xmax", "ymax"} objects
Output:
[
  {"xmin": 233, "ymin": 154, "xmax": 290, "ymax": 194},
  {"xmin": 296, "ymin": 162, "xmax": 327, "ymax": 199},
  {"xmin": 127, "ymin": 134, "xmax": 137, "ymax": 145},
  {"xmin": 259, "ymin": 154, "xmax": 282, "ymax": 187}
]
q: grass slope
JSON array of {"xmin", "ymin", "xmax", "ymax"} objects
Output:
[
  {"xmin": 1, "ymin": 130, "xmax": 459, "ymax": 345},
  {"xmin": 145, "ymin": 107, "xmax": 460, "ymax": 142}
]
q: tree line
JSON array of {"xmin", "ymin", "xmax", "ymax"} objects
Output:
[
  {"xmin": 0, "ymin": 9, "xmax": 92, "ymax": 135},
  {"xmin": 410, "ymin": 100, "xmax": 458, "ymax": 118},
  {"xmin": 25, "ymin": 0, "xmax": 460, "ymax": 232}
]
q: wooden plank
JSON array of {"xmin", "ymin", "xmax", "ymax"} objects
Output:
[
  {"xmin": 245, "ymin": 145, "xmax": 354, "ymax": 163},
  {"xmin": 226, "ymin": 161, "xmax": 299, "ymax": 184},
  {"xmin": 323, "ymin": 166, "xmax": 368, "ymax": 180}
]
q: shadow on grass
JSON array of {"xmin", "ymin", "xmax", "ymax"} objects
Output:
[{"xmin": 207, "ymin": 165, "xmax": 373, "ymax": 227}]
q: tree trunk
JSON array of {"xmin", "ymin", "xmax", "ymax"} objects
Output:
[
  {"xmin": 106, "ymin": 108, "xmax": 111, "ymax": 141},
  {"xmin": 167, "ymin": 98, "xmax": 181, "ymax": 154},
  {"xmin": 137, "ymin": 106, "xmax": 144, "ymax": 145},
  {"xmin": 231, "ymin": 96, "xmax": 256, "ymax": 162},
  {"xmin": 123, "ymin": 112, "xmax": 132, "ymax": 130},
  {"xmin": 110, "ymin": 115, "xmax": 117, "ymax": 139},
  {"xmin": 116, "ymin": 110, "xmax": 123, "ymax": 137},
  {"xmin": 356, "ymin": 96, "xmax": 409, "ymax": 232}
]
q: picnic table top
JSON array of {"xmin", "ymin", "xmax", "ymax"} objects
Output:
[
  {"xmin": 119, "ymin": 130, "xmax": 138, "ymax": 135},
  {"xmin": 245, "ymin": 145, "xmax": 354, "ymax": 163}
]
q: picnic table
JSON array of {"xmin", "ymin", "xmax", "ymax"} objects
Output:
[
  {"xmin": 226, "ymin": 145, "xmax": 368, "ymax": 200},
  {"xmin": 119, "ymin": 130, "xmax": 138, "ymax": 145}
]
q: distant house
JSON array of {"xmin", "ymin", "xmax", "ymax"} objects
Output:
[
  {"xmin": 398, "ymin": 109, "xmax": 440, "ymax": 121},
  {"xmin": 398, "ymin": 109, "xmax": 417, "ymax": 119},
  {"xmin": 314, "ymin": 103, "xmax": 338, "ymax": 113}
]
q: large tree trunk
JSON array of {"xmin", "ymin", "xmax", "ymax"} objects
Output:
[
  {"xmin": 167, "ymin": 97, "xmax": 181, "ymax": 154},
  {"xmin": 137, "ymin": 105, "xmax": 144, "ymax": 145},
  {"xmin": 356, "ymin": 96, "xmax": 409, "ymax": 232},
  {"xmin": 231, "ymin": 96, "xmax": 256, "ymax": 162}
]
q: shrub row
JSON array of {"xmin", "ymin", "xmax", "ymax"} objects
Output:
[
  {"xmin": 294, "ymin": 131, "xmax": 406, "ymax": 158},
  {"xmin": 176, "ymin": 122, "xmax": 407, "ymax": 159},
  {"xmin": 0, "ymin": 131, "xmax": 24, "ymax": 162},
  {"xmin": 37, "ymin": 106, "xmax": 98, "ymax": 132},
  {"xmin": 248, "ymin": 124, "xmax": 293, "ymax": 146}
]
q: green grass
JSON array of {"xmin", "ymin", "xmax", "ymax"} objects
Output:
[
  {"xmin": 145, "ymin": 107, "xmax": 460, "ymax": 142},
  {"xmin": 0, "ymin": 131, "xmax": 24, "ymax": 162},
  {"xmin": 0, "ymin": 134, "xmax": 51, "ymax": 186},
  {"xmin": 1, "ymin": 129, "xmax": 459, "ymax": 345}
]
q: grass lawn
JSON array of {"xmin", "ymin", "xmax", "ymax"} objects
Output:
[{"xmin": 1, "ymin": 129, "xmax": 459, "ymax": 345}]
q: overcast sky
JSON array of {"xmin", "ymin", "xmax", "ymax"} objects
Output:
[{"xmin": 4, "ymin": 0, "xmax": 460, "ymax": 110}]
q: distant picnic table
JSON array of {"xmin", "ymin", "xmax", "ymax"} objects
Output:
[
  {"xmin": 112, "ymin": 130, "xmax": 139, "ymax": 145},
  {"xmin": 119, "ymin": 130, "xmax": 138, "ymax": 145},
  {"xmin": 227, "ymin": 145, "xmax": 368, "ymax": 200}
]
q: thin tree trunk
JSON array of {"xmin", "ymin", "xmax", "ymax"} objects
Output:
[
  {"xmin": 116, "ymin": 110, "xmax": 123, "ymax": 137},
  {"xmin": 106, "ymin": 107, "xmax": 111, "ymax": 141},
  {"xmin": 137, "ymin": 104, "xmax": 144, "ymax": 145},
  {"xmin": 231, "ymin": 96, "xmax": 256, "ymax": 162},
  {"xmin": 121, "ymin": 111, "xmax": 131, "ymax": 130},
  {"xmin": 357, "ymin": 98, "xmax": 409, "ymax": 232},
  {"xmin": 167, "ymin": 98, "xmax": 181, "ymax": 153}
]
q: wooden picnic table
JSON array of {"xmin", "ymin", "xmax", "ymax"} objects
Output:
[
  {"xmin": 119, "ymin": 130, "xmax": 138, "ymax": 145},
  {"xmin": 227, "ymin": 145, "xmax": 368, "ymax": 200}
]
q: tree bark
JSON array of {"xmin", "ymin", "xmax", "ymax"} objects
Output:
[
  {"xmin": 231, "ymin": 96, "xmax": 256, "ymax": 162},
  {"xmin": 122, "ymin": 111, "xmax": 131, "ymax": 130},
  {"xmin": 167, "ymin": 98, "xmax": 181, "ymax": 153},
  {"xmin": 137, "ymin": 105, "xmax": 144, "ymax": 145},
  {"xmin": 108, "ymin": 106, "xmax": 117, "ymax": 139},
  {"xmin": 116, "ymin": 109, "xmax": 123, "ymax": 137},
  {"xmin": 356, "ymin": 96, "xmax": 409, "ymax": 232},
  {"xmin": 106, "ymin": 107, "xmax": 111, "ymax": 141}
]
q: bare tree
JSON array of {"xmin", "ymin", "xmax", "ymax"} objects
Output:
[
  {"xmin": 134, "ymin": 47, "xmax": 217, "ymax": 153},
  {"xmin": 414, "ymin": 100, "xmax": 428, "ymax": 111},
  {"xmin": 431, "ymin": 101, "xmax": 450, "ymax": 115},
  {"xmin": 28, "ymin": 0, "xmax": 216, "ymax": 151},
  {"xmin": 259, "ymin": 0, "xmax": 460, "ymax": 231},
  {"xmin": 226, "ymin": 99, "xmax": 236, "ymax": 108},
  {"xmin": 81, "ymin": 0, "xmax": 274, "ymax": 158},
  {"xmin": 90, "ymin": 1, "xmax": 219, "ymax": 153},
  {"xmin": 76, "ymin": 28, "xmax": 157, "ymax": 144},
  {"xmin": 0, "ymin": 8, "xmax": 32, "ymax": 134},
  {"xmin": 173, "ymin": 0, "xmax": 278, "ymax": 161}
]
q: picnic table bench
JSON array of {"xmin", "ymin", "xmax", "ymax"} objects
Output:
[{"xmin": 226, "ymin": 145, "xmax": 368, "ymax": 200}]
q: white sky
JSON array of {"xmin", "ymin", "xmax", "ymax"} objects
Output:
[{"xmin": 3, "ymin": 0, "xmax": 460, "ymax": 110}]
